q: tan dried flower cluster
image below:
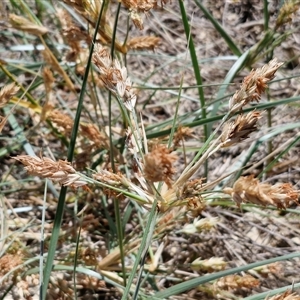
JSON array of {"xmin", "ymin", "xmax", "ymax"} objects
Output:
[
  {"xmin": 0, "ymin": 83, "xmax": 20, "ymax": 132},
  {"xmin": 42, "ymin": 67, "xmax": 55, "ymax": 94},
  {"xmin": 92, "ymin": 44, "xmax": 137, "ymax": 110},
  {"xmin": 57, "ymin": 9, "xmax": 90, "ymax": 62},
  {"xmin": 176, "ymin": 178, "xmax": 206, "ymax": 212},
  {"xmin": 221, "ymin": 111, "xmax": 261, "ymax": 147},
  {"xmin": 172, "ymin": 126, "xmax": 194, "ymax": 149},
  {"xmin": 223, "ymin": 175, "xmax": 299, "ymax": 209},
  {"xmin": 276, "ymin": 0, "xmax": 300, "ymax": 29},
  {"xmin": 0, "ymin": 253, "xmax": 23, "ymax": 280},
  {"xmin": 47, "ymin": 110, "xmax": 74, "ymax": 134},
  {"xmin": 80, "ymin": 123, "xmax": 109, "ymax": 148},
  {"xmin": 121, "ymin": 0, "xmax": 169, "ymax": 29},
  {"xmin": 0, "ymin": 83, "xmax": 19, "ymax": 109},
  {"xmin": 143, "ymin": 144, "xmax": 178, "ymax": 188},
  {"xmin": 267, "ymin": 290, "xmax": 300, "ymax": 300},
  {"xmin": 215, "ymin": 274, "xmax": 260, "ymax": 290},
  {"xmin": 93, "ymin": 170, "xmax": 126, "ymax": 188},
  {"xmin": 14, "ymin": 155, "xmax": 87, "ymax": 188},
  {"xmin": 191, "ymin": 257, "xmax": 226, "ymax": 272},
  {"xmin": 229, "ymin": 58, "xmax": 283, "ymax": 113},
  {"xmin": 127, "ymin": 36, "xmax": 161, "ymax": 51},
  {"xmin": 9, "ymin": 14, "xmax": 48, "ymax": 35}
]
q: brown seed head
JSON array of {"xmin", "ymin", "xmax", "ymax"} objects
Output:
[
  {"xmin": 276, "ymin": 0, "xmax": 300, "ymax": 29},
  {"xmin": 9, "ymin": 14, "xmax": 48, "ymax": 35},
  {"xmin": 223, "ymin": 175, "xmax": 299, "ymax": 209},
  {"xmin": 47, "ymin": 110, "xmax": 74, "ymax": 134},
  {"xmin": 92, "ymin": 44, "xmax": 137, "ymax": 110},
  {"xmin": 221, "ymin": 111, "xmax": 261, "ymax": 147},
  {"xmin": 143, "ymin": 144, "xmax": 178, "ymax": 188},
  {"xmin": 127, "ymin": 36, "xmax": 161, "ymax": 51},
  {"xmin": 14, "ymin": 155, "xmax": 87, "ymax": 188},
  {"xmin": 216, "ymin": 274, "xmax": 260, "ymax": 290},
  {"xmin": 267, "ymin": 290, "xmax": 300, "ymax": 300},
  {"xmin": 229, "ymin": 58, "xmax": 283, "ymax": 113},
  {"xmin": 80, "ymin": 123, "xmax": 109, "ymax": 148},
  {"xmin": 0, "ymin": 83, "xmax": 19, "ymax": 108}
]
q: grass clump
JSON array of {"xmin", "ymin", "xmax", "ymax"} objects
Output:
[{"xmin": 1, "ymin": 1, "xmax": 300, "ymax": 299}]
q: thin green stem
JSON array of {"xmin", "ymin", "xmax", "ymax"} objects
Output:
[{"xmin": 110, "ymin": 2, "xmax": 127, "ymax": 287}]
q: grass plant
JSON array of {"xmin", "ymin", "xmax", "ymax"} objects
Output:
[{"xmin": 1, "ymin": 0, "xmax": 300, "ymax": 299}]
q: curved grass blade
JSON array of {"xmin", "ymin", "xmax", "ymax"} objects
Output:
[{"xmin": 154, "ymin": 252, "xmax": 300, "ymax": 298}]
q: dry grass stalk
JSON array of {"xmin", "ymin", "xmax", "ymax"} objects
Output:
[
  {"xmin": 229, "ymin": 58, "xmax": 283, "ymax": 113},
  {"xmin": 127, "ymin": 36, "xmax": 161, "ymax": 51},
  {"xmin": 14, "ymin": 155, "xmax": 87, "ymax": 188},
  {"xmin": 92, "ymin": 44, "xmax": 137, "ymax": 110},
  {"xmin": 143, "ymin": 144, "xmax": 178, "ymax": 188},
  {"xmin": 9, "ymin": 14, "xmax": 48, "ymax": 35},
  {"xmin": 220, "ymin": 111, "xmax": 261, "ymax": 147},
  {"xmin": 223, "ymin": 175, "xmax": 299, "ymax": 209}
]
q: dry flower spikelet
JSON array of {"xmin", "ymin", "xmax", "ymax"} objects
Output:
[
  {"xmin": 57, "ymin": 9, "xmax": 90, "ymax": 62},
  {"xmin": 47, "ymin": 110, "xmax": 74, "ymax": 134},
  {"xmin": 173, "ymin": 126, "xmax": 194, "ymax": 148},
  {"xmin": 0, "ymin": 253, "xmax": 23, "ymax": 280},
  {"xmin": 0, "ymin": 83, "xmax": 20, "ymax": 132},
  {"xmin": 143, "ymin": 144, "xmax": 178, "ymax": 188},
  {"xmin": 14, "ymin": 155, "xmax": 87, "ymax": 188},
  {"xmin": 266, "ymin": 290, "xmax": 300, "ymax": 300},
  {"xmin": 127, "ymin": 36, "xmax": 161, "ymax": 51},
  {"xmin": 229, "ymin": 58, "xmax": 283, "ymax": 113},
  {"xmin": 276, "ymin": 0, "xmax": 300, "ymax": 28},
  {"xmin": 215, "ymin": 274, "xmax": 260, "ymax": 290},
  {"xmin": 223, "ymin": 175, "xmax": 299, "ymax": 209},
  {"xmin": 0, "ymin": 83, "xmax": 19, "ymax": 108},
  {"xmin": 80, "ymin": 123, "xmax": 109, "ymax": 148},
  {"xmin": 191, "ymin": 257, "xmax": 227, "ymax": 272},
  {"xmin": 181, "ymin": 217, "xmax": 218, "ymax": 234},
  {"xmin": 92, "ymin": 44, "xmax": 137, "ymax": 110},
  {"xmin": 221, "ymin": 111, "xmax": 261, "ymax": 147},
  {"xmin": 9, "ymin": 14, "xmax": 48, "ymax": 35}
]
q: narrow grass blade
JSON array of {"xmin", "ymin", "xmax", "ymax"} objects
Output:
[
  {"xmin": 154, "ymin": 252, "xmax": 300, "ymax": 298},
  {"xmin": 207, "ymin": 49, "xmax": 250, "ymax": 133},
  {"xmin": 178, "ymin": 0, "xmax": 208, "ymax": 175},
  {"xmin": 121, "ymin": 202, "xmax": 158, "ymax": 300},
  {"xmin": 41, "ymin": 4, "xmax": 105, "ymax": 298},
  {"xmin": 193, "ymin": 0, "xmax": 242, "ymax": 57},
  {"xmin": 244, "ymin": 282, "xmax": 300, "ymax": 300}
]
